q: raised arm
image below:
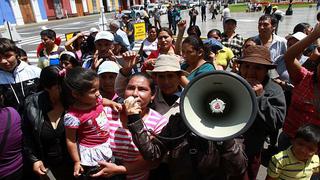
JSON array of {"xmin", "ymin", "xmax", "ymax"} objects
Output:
[
  {"xmin": 65, "ymin": 32, "xmax": 83, "ymax": 51},
  {"xmin": 285, "ymin": 23, "xmax": 320, "ymax": 84},
  {"xmin": 174, "ymin": 20, "xmax": 187, "ymax": 56}
]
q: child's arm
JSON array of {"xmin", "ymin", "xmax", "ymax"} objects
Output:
[
  {"xmin": 102, "ymin": 98, "xmax": 122, "ymax": 112},
  {"xmin": 91, "ymin": 155, "xmax": 160, "ymax": 177},
  {"xmin": 65, "ymin": 128, "xmax": 84, "ymax": 177}
]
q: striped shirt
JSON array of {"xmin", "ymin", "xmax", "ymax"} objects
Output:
[
  {"xmin": 106, "ymin": 107, "xmax": 168, "ymax": 180},
  {"xmin": 267, "ymin": 146, "xmax": 319, "ymax": 180}
]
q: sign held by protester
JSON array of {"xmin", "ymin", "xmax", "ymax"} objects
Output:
[{"xmin": 134, "ymin": 22, "xmax": 146, "ymax": 41}]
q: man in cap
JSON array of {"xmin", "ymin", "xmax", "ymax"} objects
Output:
[
  {"xmin": 97, "ymin": 61, "xmax": 122, "ymax": 103},
  {"xmin": 221, "ymin": 17, "xmax": 244, "ymax": 62},
  {"xmin": 109, "ymin": 20, "xmax": 131, "ymax": 51},
  {"xmin": 82, "ymin": 31, "xmax": 114, "ymax": 69}
]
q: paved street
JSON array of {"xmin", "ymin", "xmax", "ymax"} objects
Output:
[{"xmin": 1, "ymin": 6, "xmax": 318, "ymax": 65}]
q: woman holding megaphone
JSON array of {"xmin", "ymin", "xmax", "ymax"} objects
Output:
[{"xmin": 235, "ymin": 45, "xmax": 286, "ymax": 180}]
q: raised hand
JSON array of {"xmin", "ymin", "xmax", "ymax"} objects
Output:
[{"xmin": 177, "ymin": 20, "xmax": 187, "ymax": 32}]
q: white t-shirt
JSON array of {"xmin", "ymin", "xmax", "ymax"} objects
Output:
[
  {"xmin": 222, "ymin": 8, "xmax": 231, "ymax": 19},
  {"xmin": 142, "ymin": 38, "xmax": 158, "ymax": 57}
]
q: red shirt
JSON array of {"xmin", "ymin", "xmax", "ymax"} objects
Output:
[
  {"xmin": 283, "ymin": 67, "xmax": 320, "ymax": 138},
  {"xmin": 140, "ymin": 49, "xmax": 159, "ymax": 72}
]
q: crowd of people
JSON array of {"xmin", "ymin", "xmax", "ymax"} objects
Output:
[{"xmin": 1, "ymin": 3, "xmax": 320, "ymax": 180}]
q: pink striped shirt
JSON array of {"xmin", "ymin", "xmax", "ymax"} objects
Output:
[{"xmin": 106, "ymin": 107, "xmax": 168, "ymax": 180}]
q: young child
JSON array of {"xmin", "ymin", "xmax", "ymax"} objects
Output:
[
  {"xmin": 266, "ymin": 124, "xmax": 320, "ymax": 180},
  {"xmin": 62, "ymin": 67, "xmax": 112, "ymax": 178},
  {"xmin": 59, "ymin": 51, "xmax": 81, "ymax": 71}
]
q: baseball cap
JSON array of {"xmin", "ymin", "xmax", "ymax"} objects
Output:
[
  {"xmin": 97, "ymin": 61, "xmax": 120, "ymax": 75},
  {"xmin": 224, "ymin": 17, "xmax": 237, "ymax": 25},
  {"xmin": 89, "ymin": 27, "xmax": 99, "ymax": 33},
  {"xmin": 95, "ymin": 31, "xmax": 114, "ymax": 42}
]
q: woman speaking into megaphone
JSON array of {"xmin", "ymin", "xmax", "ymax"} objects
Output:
[{"xmin": 235, "ymin": 45, "xmax": 286, "ymax": 180}]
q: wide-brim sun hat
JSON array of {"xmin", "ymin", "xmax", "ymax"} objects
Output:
[
  {"xmin": 236, "ymin": 45, "xmax": 276, "ymax": 69},
  {"xmin": 146, "ymin": 54, "xmax": 189, "ymax": 76}
]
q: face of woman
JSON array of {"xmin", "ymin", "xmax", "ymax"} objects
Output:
[
  {"xmin": 45, "ymin": 84, "xmax": 61, "ymax": 101},
  {"xmin": 239, "ymin": 62, "xmax": 268, "ymax": 83},
  {"xmin": 155, "ymin": 72, "xmax": 180, "ymax": 95},
  {"xmin": 60, "ymin": 60, "xmax": 74, "ymax": 71},
  {"xmin": 158, "ymin": 31, "xmax": 173, "ymax": 51},
  {"xmin": 148, "ymin": 28, "xmax": 157, "ymax": 40},
  {"xmin": 125, "ymin": 76, "xmax": 155, "ymax": 110},
  {"xmin": 182, "ymin": 43, "xmax": 201, "ymax": 65},
  {"xmin": 0, "ymin": 51, "xmax": 18, "ymax": 72}
]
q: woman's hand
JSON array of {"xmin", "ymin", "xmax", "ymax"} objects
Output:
[
  {"xmin": 33, "ymin": 160, "xmax": 47, "ymax": 175},
  {"xmin": 124, "ymin": 96, "xmax": 141, "ymax": 115},
  {"xmin": 177, "ymin": 20, "xmax": 187, "ymax": 32},
  {"xmin": 91, "ymin": 161, "xmax": 125, "ymax": 178},
  {"xmin": 74, "ymin": 161, "xmax": 84, "ymax": 177}
]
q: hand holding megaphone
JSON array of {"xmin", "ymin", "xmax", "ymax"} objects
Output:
[
  {"xmin": 124, "ymin": 96, "xmax": 141, "ymax": 115},
  {"xmin": 246, "ymin": 78, "xmax": 264, "ymax": 96}
]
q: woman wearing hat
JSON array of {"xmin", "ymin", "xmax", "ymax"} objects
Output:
[{"xmin": 236, "ymin": 45, "xmax": 286, "ymax": 180}]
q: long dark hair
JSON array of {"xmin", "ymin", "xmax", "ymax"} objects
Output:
[
  {"xmin": 182, "ymin": 35, "xmax": 204, "ymax": 52},
  {"xmin": 40, "ymin": 65, "xmax": 63, "ymax": 90}
]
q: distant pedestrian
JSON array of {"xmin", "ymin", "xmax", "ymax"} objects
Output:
[
  {"xmin": 167, "ymin": 4, "xmax": 173, "ymax": 30},
  {"xmin": 271, "ymin": 6, "xmax": 285, "ymax": 35},
  {"xmin": 153, "ymin": 8, "xmax": 161, "ymax": 29},
  {"xmin": 264, "ymin": 3, "xmax": 272, "ymax": 14},
  {"xmin": 189, "ymin": 6, "xmax": 198, "ymax": 27},
  {"xmin": 141, "ymin": 8, "xmax": 150, "ymax": 32},
  {"xmin": 201, "ymin": 2, "xmax": 206, "ymax": 22},
  {"xmin": 172, "ymin": 6, "xmax": 181, "ymax": 35},
  {"xmin": 209, "ymin": 3, "xmax": 217, "ymax": 19},
  {"xmin": 221, "ymin": 4, "xmax": 231, "ymax": 22}
]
